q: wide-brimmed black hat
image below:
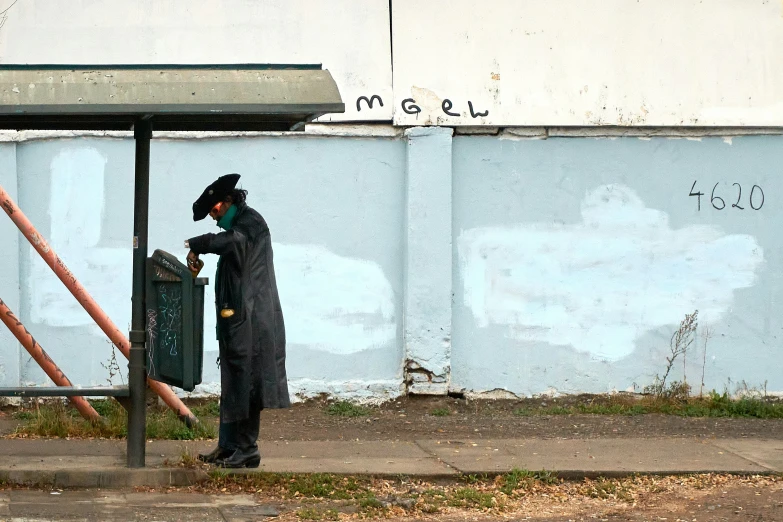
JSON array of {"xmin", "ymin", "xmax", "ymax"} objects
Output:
[{"xmin": 192, "ymin": 173, "xmax": 241, "ymax": 221}]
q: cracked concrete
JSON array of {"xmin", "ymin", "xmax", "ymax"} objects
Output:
[{"xmin": 0, "ymin": 436, "xmax": 781, "ymax": 489}]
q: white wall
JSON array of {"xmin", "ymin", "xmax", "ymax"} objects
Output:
[
  {"xmin": 4, "ymin": 1, "xmax": 782, "ymax": 128},
  {"xmin": 0, "ymin": 0, "xmax": 393, "ymax": 122},
  {"xmin": 392, "ymin": 0, "xmax": 783, "ymax": 126}
]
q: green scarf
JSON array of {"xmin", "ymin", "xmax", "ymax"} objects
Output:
[
  {"xmin": 217, "ymin": 204, "xmax": 238, "ymax": 231},
  {"xmin": 215, "ymin": 204, "xmax": 238, "ymax": 340}
]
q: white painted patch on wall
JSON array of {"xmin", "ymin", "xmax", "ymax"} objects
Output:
[
  {"xmin": 27, "ymin": 151, "xmax": 395, "ymax": 374},
  {"xmin": 274, "ymin": 244, "xmax": 396, "ymax": 354},
  {"xmin": 286, "ymin": 378, "xmax": 403, "ymax": 404},
  {"xmin": 184, "ymin": 244, "xmax": 397, "ymax": 395},
  {"xmin": 28, "ymin": 148, "xmax": 131, "ymax": 336},
  {"xmin": 172, "ymin": 378, "xmax": 403, "ymax": 404},
  {"xmin": 458, "ymin": 184, "xmax": 764, "ymax": 361}
]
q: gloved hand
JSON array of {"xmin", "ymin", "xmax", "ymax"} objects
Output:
[{"xmin": 186, "ymin": 250, "xmax": 202, "ymax": 275}]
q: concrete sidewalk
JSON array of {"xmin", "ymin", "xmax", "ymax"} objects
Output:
[{"xmin": 0, "ymin": 437, "xmax": 781, "ymax": 488}]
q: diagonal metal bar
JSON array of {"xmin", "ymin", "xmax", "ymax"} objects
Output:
[
  {"xmin": 0, "ymin": 183, "xmax": 197, "ymax": 426},
  {"xmin": 0, "ymin": 297, "xmax": 100, "ymax": 420}
]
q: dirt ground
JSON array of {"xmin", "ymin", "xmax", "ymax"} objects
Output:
[
  {"xmin": 1, "ymin": 477, "xmax": 781, "ymax": 521},
  {"xmin": 2, "ymin": 395, "xmax": 783, "ymax": 520},
  {"xmin": 252, "ymin": 395, "xmax": 783, "ymax": 442},
  {"xmin": 375, "ymin": 484, "xmax": 783, "ymax": 522},
  {"xmin": 336, "ymin": 477, "xmax": 783, "ymax": 522}
]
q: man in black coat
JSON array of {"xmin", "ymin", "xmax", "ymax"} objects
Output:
[{"xmin": 186, "ymin": 173, "xmax": 290, "ymax": 468}]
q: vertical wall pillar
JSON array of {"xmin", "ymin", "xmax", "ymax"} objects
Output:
[
  {"xmin": 403, "ymin": 127, "xmax": 453, "ymax": 394},
  {"xmin": 0, "ymin": 143, "xmax": 20, "ymax": 391}
]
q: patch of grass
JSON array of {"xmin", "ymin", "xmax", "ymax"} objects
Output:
[
  {"xmin": 421, "ymin": 488, "xmax": 447, "ymax": 499},
  {"xmin": 11, "ymin": 400, "xmax": 113, "ymax": 438},
  {"xmin": 418, "ymin": 489, "xmax": 447, "ymax": 514},
  {"xmin": 207, "ymin": 468, "xmax": 231, "ymax": 482},
  {"xmin": 498, "ymin": 468, "xmax": 558, "ymax": 495},
  {"xmin": 12, "ymin": 399, "xmax": 216, "ymax": 440},
  {"xmin": 674, "ymin": 403, "xmax": 714, "ymax": 417},
  {"xmin": 448, "ymin": 487, "xmax": 496, "ymax": 509},
  {"xmin": 288, "ymin": 474, "xmax": 367, "ymax": 500},
  {"xmin": 357, "ymin": 493, "xmax": 388, "ymax": 517},
  {"xmin": 89, "ymin": 399, "xmax": 118, "ymax": 417},
  {"xmin": 430, "ymin": 407, "xmax": 451, "ymax": 416},
  {"xmin": 145, "ymin": 410, "xmax": 216, "ymax": 440},
  {"xmin": 195, "ymin": 472, "xmax": 780, "ymax": 519},
  {"xmin": 189, "ymin": 399, "xmax": 220, "ymax": 418},
  {"xmin": 584, "ymin": 477, "xmax": 634, "ymax": 502},
  {"xmin": 512, "ymin": 392, "xmax": 783, "ymax": 419},
  {"xmin": 461, "ymin": 473, "xmax": 489, "ymax": 484},
  {"xmin": 573, "ymin": 403, "xmax": 647, "ymax": 416},
  {"xmin": 325, "ymin": 401, "xmax": 370, "ymax": 417},
  {"xmin": 167, "ymin": 447, "xmax": 201, "ymax": 468},
  {"xmin": 11, "ymin": 410, "xmax": 34, "ymax": 421},
  {"xmin": 702, "ymin": 390, "xmax": 783, "ymax": 418},
  {"xmin": 357, "ymin": 495, "xmax": 383, "ymax": 509},
  {"xmin": 203, "ymin": 471, "xmax": 373, "ymax": 502}
]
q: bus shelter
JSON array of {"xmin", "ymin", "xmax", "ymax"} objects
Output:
[{"xmin": 0, "ymin": 64, "xmax": 344, "ymax": 467}]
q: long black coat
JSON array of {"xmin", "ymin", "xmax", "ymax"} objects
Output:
[{"xmin": 188, "ymin": 202, "xmax": 290, "ymax": 423}]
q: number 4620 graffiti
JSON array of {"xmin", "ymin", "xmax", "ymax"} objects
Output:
[{"xmin": 689, "ymin": 180, "xmax": 764, "ymax": 211}]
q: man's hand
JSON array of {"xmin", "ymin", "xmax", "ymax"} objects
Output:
[{"xmin": 186, "ymin": 250, "xmax": 201, "ymax": 275}]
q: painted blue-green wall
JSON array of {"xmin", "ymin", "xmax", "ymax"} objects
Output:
[
  {"xmin": 4, "ymin": 135, "xmax": 406, "ymax": 400},
  {"xmin": 1, "ymin": 131, "xmax": 781, "ymax": 399},
  {"xmin": 453, "ymin": 135, "xmax": 782, "ymax": 396}
]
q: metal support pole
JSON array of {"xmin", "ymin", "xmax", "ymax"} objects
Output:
[
  {"xmin": 0, "ymin": 387, "xmax": 129, "ymax": 397},
  {"xmin": 127, "ymin": 119, "xmax": 152, "ymax": 468},
  {"xmin": 0, "ymin": 297, "xmax": 101, "ymax": 421}
]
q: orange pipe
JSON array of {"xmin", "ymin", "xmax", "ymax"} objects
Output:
[
  {"xmin": 0, "ymin": 297, "xmax": 100, "ymax": 421},
  {"xmin": 0, "ymin": 183, "xmax": 197, "ymax": 425}
]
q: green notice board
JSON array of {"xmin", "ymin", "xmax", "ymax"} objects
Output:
[{"xmin": 145, "ymin": 250, "xmax": 208, "ymax": 392}]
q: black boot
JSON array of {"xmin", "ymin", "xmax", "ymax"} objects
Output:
[
  {"xmin": 198, "ymin": 446, "xmax": 234, "ymax": 463},
  {"xmin": 218, "ymin": 447, "xmax": 261, "ymax": 468}
]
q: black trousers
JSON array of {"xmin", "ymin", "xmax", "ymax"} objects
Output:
[{"xmin": 218, "ymin": 404, "xmax": 262, "ymax": 452}]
